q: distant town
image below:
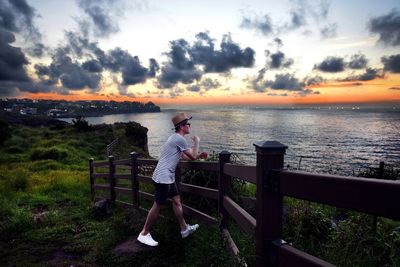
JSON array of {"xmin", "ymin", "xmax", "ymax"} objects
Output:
[{"xmin": 0, "ymin": 99, "xmax": 161, "ymax": 118}]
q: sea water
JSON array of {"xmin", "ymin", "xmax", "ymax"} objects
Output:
[{"xmin": 62, "ymin": 106, "xmax": 400, "ymax": 176}]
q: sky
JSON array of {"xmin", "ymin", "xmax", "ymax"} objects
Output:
[{"xmin": 1, "ymin": 0, "xmax": 400, "ymax": 107}]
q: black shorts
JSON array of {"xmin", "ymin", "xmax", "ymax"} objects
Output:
[{"xmin": 153, "ymin": 182, "xmax": 179, "ymax": 205}]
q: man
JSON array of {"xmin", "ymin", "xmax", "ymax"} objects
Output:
[{"xmin": 137, "ymin": 113, "xmax": 208, "ymax": 246}]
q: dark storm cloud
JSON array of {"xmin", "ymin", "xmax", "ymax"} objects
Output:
[
  {"xmin": 0, "ymin": 0, "xmax": 45, "ymax": 57},
  {"xmin": 342, "ymin": 68, "xmax": 384, "ymax": 82},
  {"xmin": 381, "ymin": 54, "xmax": 400, "ymax": 73},
  {"xmin": 0, "ymin": 30, "xmax": 30, "ymax": 82},
  {"xmin": 265, "ymin": 73, "xmax": 305, "ymax": 91},
  {"xmin": 82, "ymin": 59, "xmax": 103, "ymax": 72},
  {"xmin": 34, "ymin": 49, "xmax": 101, "ymax": 90},
  {"xmin": 368, "ymin": 9, "xmax": 400, "ymax": 46},
  {"xmin": 156, "ymin": 39, "xmax": 197, "ymax": 88},
  {"xmin": 158, "ymin": 64, "xmax": 202, "ymax": 89},
  {"xmin": 190, "ymin": 33, "xmax": 255, "ymax": 73},
  {"xmin": 265, "ymin": 50, "xmax": 294, "ymax": 69},
  {"xmin": 77, "ymin": 0, "xmax": 122, "ymax": 38},
  {"xmin": 148, "ymin": 58, "xmax": 160, "ymax": 78},
  {"xmin": 104, "ymin": 48, "xmax": 159, "ymax": 85},
  {"xmin": 252, "ymin": 71, "xmax": 305, "ymax": 92},
  {"xmin": 358, "ymin": 68, "xmax": 384, "ymax": 81},
  {"xmin": 348, "ymin": 53, "xmax": 368, "ymax": 69},
  {"xmin": 314, "ymin": 56, "xmax": 345, "ymax": 72},
  {"xmin": 158, "ymin": 32, "xmax": 255, "ymax": 88},
  {"xmin": 240, "ymin": 15, "xmax": 274, "ymax": 36}
]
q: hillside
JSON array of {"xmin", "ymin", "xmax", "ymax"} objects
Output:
[{"xmin": 0, "ymin": 120, "xmax": 237, "ymax": 267}]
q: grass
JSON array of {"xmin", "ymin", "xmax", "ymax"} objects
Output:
[{"xmin": 0, "ymin": 122, "xmax": 240, "ymax": 267}]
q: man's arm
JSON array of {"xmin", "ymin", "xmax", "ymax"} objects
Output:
[
  {"xmin": 182, "ymin": 150, "xmax": 207, "ymax": 161},
  {"xmin": 181, "ymin": 136, "xmax": 200, "ymax": 160}
]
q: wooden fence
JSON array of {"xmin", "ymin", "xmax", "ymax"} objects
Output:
[{"xmin": 89, "ymin": 141, "xmax": 400, "ymax": 267}]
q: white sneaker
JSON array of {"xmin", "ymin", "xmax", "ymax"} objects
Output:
[
  {"xmin": 137, "ymin": 232, "xmax": 158, "ymax": 246},
  {"xmin": 181, "ymin": 224, "xmax": 199, "ymax": 238}
]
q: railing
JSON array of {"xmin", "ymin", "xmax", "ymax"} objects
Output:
[
  {"xmin": 89, "ymin": 141, "xmax": 400, "ymax": 267},
  {"xmin": 106, "ymin": 138, "xmax": 119, "ymax": 156}
]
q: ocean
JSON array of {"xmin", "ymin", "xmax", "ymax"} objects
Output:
[{"xmin": 62, "ymin": 106, "xmax": 400, "ymax": 176}]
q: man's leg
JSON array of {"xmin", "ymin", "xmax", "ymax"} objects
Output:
[
  {"xmin": 172, "ymin": 195, "xmax": 187, "ymax": 231},
  {"xmin": 141, "ymin": 201, "xmax": 162, "ymax": 235}
]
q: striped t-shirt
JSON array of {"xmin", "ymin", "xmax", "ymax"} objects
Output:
[{"xmin": 152, "ymin": 133, "xmax": 190, "ymax": 184}]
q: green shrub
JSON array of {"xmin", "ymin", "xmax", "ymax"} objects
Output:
[
  {"xmin": 124, "ymin": 122, "xmax": 148, "ymax": 147},
  {"xmin": 5, "ymin": 145, "xmax": 25, "ymax": 154},
  {"xmin": 0, "ymin": 169, "xmax": 30, "ymax": 193},
  {"xmin": 30, "ymin": 147, "xmax": 68, "ymax": 161},
  {"xmin": 72, "ymin": 116, "xmax": 93, "ymax": 131},
  {"xmin": 0, "ymin": 120, "xmax": 11, "ymax": 145}
]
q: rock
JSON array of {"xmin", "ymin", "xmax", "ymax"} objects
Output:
[
  {"xmin": 93, "ymin": 199, "xmax": 111, "ymax": 218},
  {"xmin": 112, "ymin": 237, "xmax": 154, "ymax": 256},
  {"xmin": 33, "ymin": 211, "xmax": 50, "ymax": 223}
]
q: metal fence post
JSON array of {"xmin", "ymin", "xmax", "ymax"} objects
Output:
[
  {"xmin": 89, "ymin": 158, "xmax": 94, "ymax": 200},
  {"xmin": 254, "ymin": 141, "xmax": 287, "ymax": 267},
  {"xmin": 109, "ymin": 155, "xmax": 116, "ymax": 203},
  {"xmin": 219, "ymin": 151, "xmax": 231, "ymax": 229},
  {"xmin": 130, "ymin": 152, "xmax": 139, "ymax": 207}
]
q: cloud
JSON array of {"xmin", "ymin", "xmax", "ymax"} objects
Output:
[
  {"xmin": 37, "ymin": 29, "xmax": 160, "ymax": 94},
  {"xmin": 357, "ymin": 68, "xmax": 384, "ymax": 81},
  {"xmin": 389, "ymin": 87, "xmax": 400, "ymax": 90},
  {"xmin": 240, "ymin": 15, "xmax": 274, "ymax": 36},
  {"xmin": 381, "ymin": 54, "xmax": 400, "ymax": 73},
  {"xmin": 265, "ymin": 50, "xmax": 294, "ymax": 69},
  {"xmin": 368, "ymin": 9, "xmax": 400, "ymax": 46},
  {"xmin": 201, "ymin": 78, "xmax": 221, "ymax": 90},
  {"xmin": 253, "ymin": 72, "xmax": 305, "ymax": 92},
  {"xmin": 304, "ymin": 75, "xmax": 325, "ymax": 86},
  {"xmin": 82, "ymin": 59, "xmax": 103, "ymax": 73},
  {"xmin": 0, "ymin": 0, "xmax": 45, "ymax": 57},
  {"xmin": 0, "ymin": 30, "xmax": 30, "ymax": 82},
  {"xmin": 243, "ymin": 0, "xmax": 336, "ymax": 38},
  {"xmin": 348, "ymin": 53, "xmax": 368, "ymax": 69},
  {"xmin": 190, "ymin": 33, "xmax": 255, "ymax": 73},
  {"xmin": 341, "ymin": 68, "xmax": 384, "ymax": 82},
  {"xmin": 34, "ymin": 48, "xmax": 101, "ymax": 90},
  {"xmin": 320, "ymin": 23, "xmax": 337, "ymax": 38},
  {"xmin": 157, "ymin": 39, "xmax": 201, "ymax": 88},
  {"xmin": 265, "ymin": 73, "xmax": 305, "ymax": 91},
  {"xmin": 187, "ymin": 84, "xmax": 201, "ymax": 92},
  {"xmin": 314, "ymin": 56, "xmax": 345, "ymax": 72},
  {"xmin": 77, "ymin": 0, "xmax": 124, "ymax": 38},
  {"xmin": 158, "ymin": 32, "xmax": 255, "ymax": 88}
]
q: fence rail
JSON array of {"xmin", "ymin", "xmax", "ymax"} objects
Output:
[{"xmin": 89, "ymin": 140, "xmax": 400, "ymax": 267}]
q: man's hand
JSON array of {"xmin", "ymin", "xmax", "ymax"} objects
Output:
[{"xmin": 198, "ymin": 152, "xmax": 208, "ymax": 159}]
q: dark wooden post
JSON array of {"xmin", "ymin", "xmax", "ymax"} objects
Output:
[
  {"xmin": 254, "ymin": 141, "xmax": 287, "ymax": 267},
  {"xmin": 372, "ymin": 161, "xmax": 385, "ymax": 233},
  {"xmin": 219, "ymin": 151, "xmax": 231, "ymax": 229},
  {"xmin": 89, "ymin": 158, "xmax": 95, "ymax": 200},
  {"xmin": 130, "ymin": 152, "xmax": 139, "ymax": 207},
  {"xmin": 109, "ymin": 155, "xmax": 116, "ymax": 203}
]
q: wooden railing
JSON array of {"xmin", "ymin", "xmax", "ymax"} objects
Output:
[{"xmin": 89, "ymin": 140, "xmax": 400, "ymax": 267}]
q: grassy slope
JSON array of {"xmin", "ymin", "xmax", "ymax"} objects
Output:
[{"xmin": 0, "ymin": 123, "xmax": 240, "ymax": 267}]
